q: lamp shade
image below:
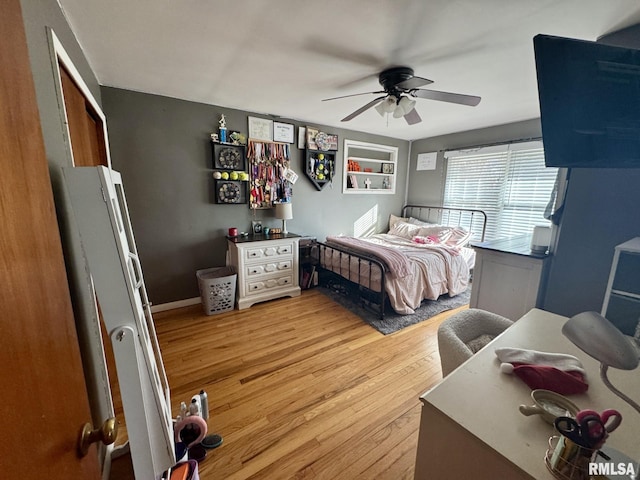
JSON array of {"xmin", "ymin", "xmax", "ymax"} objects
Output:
[
  {"xmin": 562, "ymin": 311, "xmax": 639, "ymax": 370},
  {"xmin": 275, "ymin": 202, "xmax": 293, "ymax": 220}
]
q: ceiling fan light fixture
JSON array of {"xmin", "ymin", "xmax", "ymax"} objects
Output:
[
  {"xmin": 392, "ymin": 106, "xmax": 405, "ymax": 118},
  {"xmin": 383, "ymin": 96, "xmax": 397, "ymax": 113},
  {"xmin": 376, "ymin": 96, "xmax": 398, "ymax": 117},
  {"xmin": 398, "ymin": 96, "xmax": 416, "ymax": 115}
]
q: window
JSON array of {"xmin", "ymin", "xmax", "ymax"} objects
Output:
[{"xmin": 443, "ymin": 141, "xmax": 557, "ymax": 241}]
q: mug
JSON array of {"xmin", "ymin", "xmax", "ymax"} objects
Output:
[{"xmin": 228, "ymin": 227, "xmax": 238, "ymax": 237}]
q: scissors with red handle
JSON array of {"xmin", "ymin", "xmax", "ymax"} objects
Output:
[
  {"xmin": 576, "ymin": 409, "xmax": 622, "ymax": 433},
  {"xmin": 554, "ymin": 414, "xmax": 607, "ymax": 449}
]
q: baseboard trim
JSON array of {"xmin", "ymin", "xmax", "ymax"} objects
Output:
[{"xmin": 151, "ymin": 297, "xmax": 201, "ymax": 313}]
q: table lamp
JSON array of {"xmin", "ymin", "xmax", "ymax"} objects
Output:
[
  {"xmin": 275, "ymin": 203, "xmax": 293, "ymax": 234},
  {"xmin": 562, "ymin": 311, "xmax": 640, "ymax": 414}
]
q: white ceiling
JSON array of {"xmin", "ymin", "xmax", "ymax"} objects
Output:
[{"xmin": 58, "ymin": 0, "xmax": 640, "ymax": 141}]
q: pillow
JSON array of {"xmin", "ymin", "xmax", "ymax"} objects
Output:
[
  {"xmin": 389, "ymin": 221, "xmax": 422, "ymax": 239},
  {"xmin": 445, "ymin": 227, "xmax": 473, "ymax": 247},
  {"xmin": 417, "ymin": 225, "xmax": 453, "ymax": 243},
  {"xmin": 389, "ymin": 214, "xmax": 408, "ymax": 230},
  {"xmin": 408, "ymin": 216, "xmax": 434, "ymax": 226}
]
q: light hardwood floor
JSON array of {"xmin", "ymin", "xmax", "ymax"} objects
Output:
[{"xmin": 148, "ymin": 289, "xmax": 465, "ymax": 479}]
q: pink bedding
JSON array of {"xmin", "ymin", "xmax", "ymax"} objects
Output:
[{"xmin": 323, "ymin": 234, "xmax": 471, "ymax": 315}]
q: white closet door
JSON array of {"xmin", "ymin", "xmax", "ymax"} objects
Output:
[{"xmin": 63, "ymin": 166, "xmax": 174, "ymax": 480}]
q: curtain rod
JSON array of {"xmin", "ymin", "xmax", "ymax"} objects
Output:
[{"xmin": 444, "ymin": 136, "xmax": 543, "ymax": 153}]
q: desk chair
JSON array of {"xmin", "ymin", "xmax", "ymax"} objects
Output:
[{"xmin": 438, "ymin": 308, "xmax": 513, "ymax": 377}]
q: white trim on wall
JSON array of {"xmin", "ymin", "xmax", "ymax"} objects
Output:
[
  {"xmin": 48, "ymin": 28, "xmax": 113, "ymax": 169},
  {"xmin": 151, "ymin": 297, "xmax": 202, "ymax": 313}
]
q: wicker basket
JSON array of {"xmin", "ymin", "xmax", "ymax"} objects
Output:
[{"xmin": 196, "ymin": 267, "xmax": 237, "ymax": 315}]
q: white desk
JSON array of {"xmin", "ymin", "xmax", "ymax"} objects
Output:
[{"xmin": 414, "ymin": 309, "xmax": 640, "ymax": 479}]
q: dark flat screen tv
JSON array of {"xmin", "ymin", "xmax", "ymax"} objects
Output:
[{"xmin": 534, "ymin": 34, "xmax": 640, "ymax": 168}]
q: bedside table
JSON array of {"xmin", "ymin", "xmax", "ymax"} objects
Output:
[{"xmin": 227, "ymin": 233, "xmax": 301, "ymax": 309}]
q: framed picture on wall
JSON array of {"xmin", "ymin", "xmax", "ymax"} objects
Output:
[
  {"xmin": 306, "ymin": 126, "xmax": 319, "ymax": 150},
  {"xmin": 248, "ymin": 116, "xmax": 273, "ymax": 142},
  {"xmin": 273, "ymin": 122, "xmax": 294, "ymax": 143}
]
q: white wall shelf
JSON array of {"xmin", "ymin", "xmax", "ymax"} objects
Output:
[{"xmin": 343, "ymin": 139, "xmax": 398, "ymax": 195}]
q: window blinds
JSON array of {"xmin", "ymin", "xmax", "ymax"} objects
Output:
[{"xmin": 443, "ymin": 141, "xmax": 557, "ymax": 241}]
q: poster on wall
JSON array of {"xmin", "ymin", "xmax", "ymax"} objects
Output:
[{"xmin": 417, "ymin": 152, "xmax": 437, "ymax": 170}]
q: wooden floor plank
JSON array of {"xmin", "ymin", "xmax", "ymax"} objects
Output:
[{"xmin": 151, "ymin": 288, "xmax": 465, "ymax": 479}]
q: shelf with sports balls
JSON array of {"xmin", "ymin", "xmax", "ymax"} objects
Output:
[
  {"xmin": 210, "ymin": 141, "xmax": 249, "ymax": 204},
  {"xmin": 304, "ymin": 149, "xmax": 335, "ymax": 191}
]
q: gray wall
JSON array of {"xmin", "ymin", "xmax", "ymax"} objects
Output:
[
  {"xmin": 542, "ymin": 168, "xmax": 640, "ymax": 316},
  {"xmin": 101, "ymin": 87, "xmax": 409, "ymax": 304},
  {"xmin": 407, "ymin": 119, "xmax": 542, "ymax": 205}
]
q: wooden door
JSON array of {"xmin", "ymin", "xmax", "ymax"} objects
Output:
[{"xmin": 0, "ymin": 0, "xmax": 101, "ymax": 478}]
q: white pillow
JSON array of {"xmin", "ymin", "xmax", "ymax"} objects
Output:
[
  {"xmin": 408, "ymin": 216, "xmax": 435, "ymax": 226},
  {"xmin": 445, "ymin": 227, "xmax": 473, "ymax": 247},
  {"xmin": 389, "ymin": 214, "xmax": 408, "ymax": 230},
  {"xmin": 417, "ymin": 225, "xmax": 453, "ymax": 243},
  {"xmin": 389, "ymin": 221, "xmax": 422, "ymax": 239}
]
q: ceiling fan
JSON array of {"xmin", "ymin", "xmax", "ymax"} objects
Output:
[{"xmin": 322, "ymin": 66, "xmax": 481, "ymax": 125}]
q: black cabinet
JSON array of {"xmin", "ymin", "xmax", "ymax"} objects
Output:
[{"xmin": 304, "ymin": 149, "xmax": 335, "ymax": 191}]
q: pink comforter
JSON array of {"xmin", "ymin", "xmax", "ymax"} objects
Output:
[{"xmin": 324, "ymin": 234, "xmax": 471, "ymax": 314}]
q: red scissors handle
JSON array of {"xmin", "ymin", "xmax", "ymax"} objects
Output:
[
  {"xmin": 600, "ymin": 409, "xmax": 622, "ymax": 433},
  {"xmin": 577, "ymin": 408, "xmax": 622, "ymax": 433}
]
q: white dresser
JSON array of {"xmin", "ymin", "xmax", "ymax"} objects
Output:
[{"xmin": 227, "ymin": 234, "xmax": 301, "ymax": 309}]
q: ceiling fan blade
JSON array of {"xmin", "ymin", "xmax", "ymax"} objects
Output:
[
  {"xmin": 395, "ymin": 76, "xmax": 433, "ymax": 90},
  {"xmin": 322, "ymin": 90, "xmax": 385, "ymax": 102},
  {"xmin": 341, "ymin": 96, "xmax": 387, "ymax": 122},
  {"xmin": 404, "ymin": 108, "xmax": 422, "ymax": 125},
  {"xmin": 304, "ymin": 38, "xmax": 386, "ymax": 68},
  {"xmin": 412, "ymin": 89, "xmax": 481, "ymax": 106}
]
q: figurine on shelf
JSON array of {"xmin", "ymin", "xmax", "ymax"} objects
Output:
[
  {"xmin": 219, "ymin": 114, "xmax": 227, "ymax": 143},
  {"xmin": 364, "ymin": 178, "xmax": 372, "ymax": 189}
]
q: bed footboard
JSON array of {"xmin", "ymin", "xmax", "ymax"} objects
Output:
[{"xmin": 317, "ymin": 241, "xmax": 388, "ymax": 320}]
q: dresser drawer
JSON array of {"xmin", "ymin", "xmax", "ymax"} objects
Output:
[
  {"xmin": 246, "ymin": 260, "xmax": 292, "ymax": 277},
  {"xmin": 245, "ymin": 242, "xmax": 294, "ymax": 261},
  {"xmin": 246, "ymin": 275, "xmax": 293, "ymax": 295}
]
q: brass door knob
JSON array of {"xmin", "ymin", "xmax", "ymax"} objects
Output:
[{"xmin": 78, "ymin": 417, "xmax": 118, "ymax": 456}]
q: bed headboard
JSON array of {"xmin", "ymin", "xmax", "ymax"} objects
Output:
[{"xmin": 401, "ymin": 205, "xmax": 488, "ymax": 242}]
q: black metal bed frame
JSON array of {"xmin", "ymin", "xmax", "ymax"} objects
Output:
[{"xmin": 317, "ymin": 205, "xmax": 487, "ymax": 320}]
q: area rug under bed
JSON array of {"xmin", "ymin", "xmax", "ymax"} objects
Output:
[{"xmin": 319, "ymin": 283, "xmax": 470, "ymax": 335}]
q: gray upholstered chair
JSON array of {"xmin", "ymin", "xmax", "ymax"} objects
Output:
[{"xmin": 437, "ymin": 308, "xmax": 514, "ymax": 377}]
